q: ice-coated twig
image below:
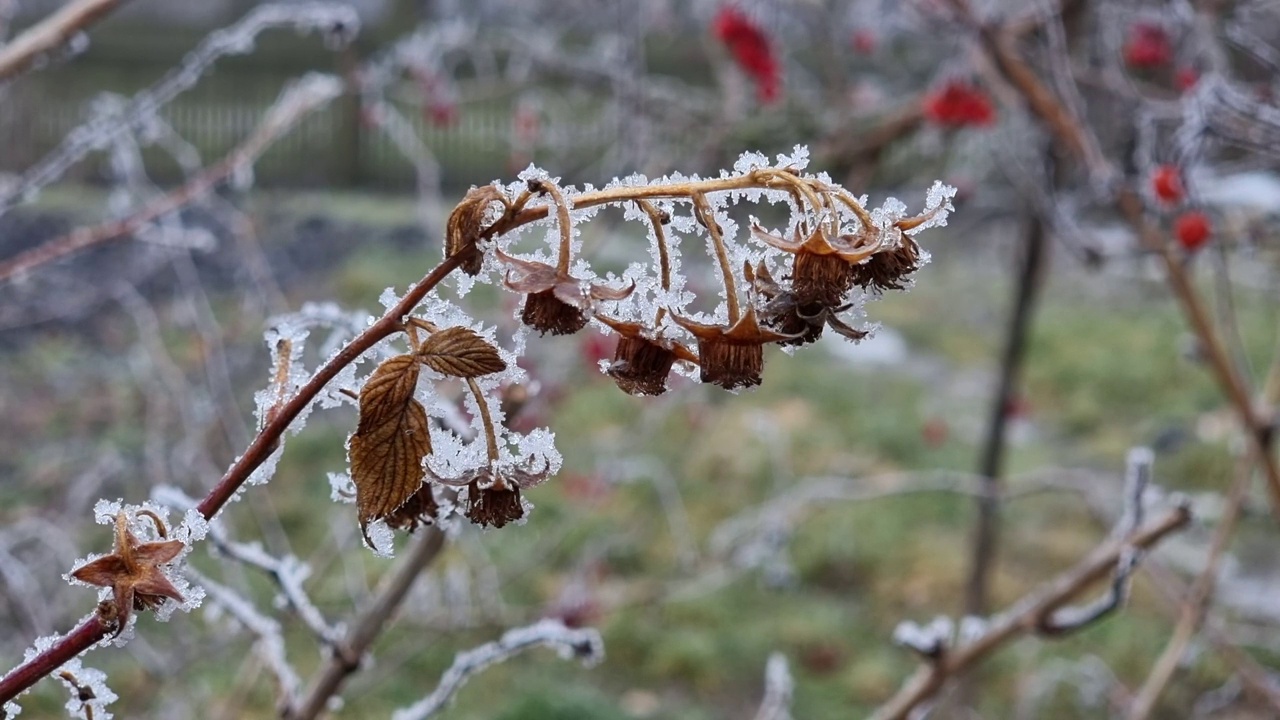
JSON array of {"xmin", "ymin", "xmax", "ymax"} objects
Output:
[
  {"xmin": 0, "ymin": 2, "xmax": 358, "ymax": 215},
  {"xmin": 284, "ymin": 528, "xmax": 447, "ymax": 720},
  {"xmin": 752, "ymin": 653, "xmax": 794, "ymax": 720},
  {"xmin": 870, "ymin": 500, "xmax": 1191, "ymax": 720},
  {"xmin": 0, "ymin": 0, "xmax": 126, "ymax": 82},
  {"xmin": 0, "ymin": 72, "xmax": 345, "ymax": 283},
  {"xmin": 390, "ymin": 619, "xmax": 604, "ymax": 720},
  {"xmin": 153, "ymin": 487, "xmax": 342, "ymax": 646},
  {"xmin": 1037, "ymin": 448, "xmax": 1152, "ymax": 634},
  {"xmin": 186, "ymin": 568, "xmax": 302, "ymax": 710}
]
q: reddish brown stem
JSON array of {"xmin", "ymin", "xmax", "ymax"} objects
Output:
[
  {"xmin": 197, "ymin": 252, "xmax": 463, "ymax": 520},
  {"xmin": 0, "ymin": 607, "xmax": 112, "ymax": 705}
]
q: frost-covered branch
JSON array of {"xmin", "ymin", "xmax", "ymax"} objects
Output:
[
  {"xmin": 0, "ymin": 1, "xmax": 358, "ymax": 216},
  {"xmin": 0, "ymin": 0, "xmax": 127, "ymax": 82},
  {"xmin": 284, "ymin": 528, "xmax": 447, "ymax": 720},
  {"xmin": 390, "ymin": 619, "xmax": 604, "ymax": 720},
  {"xmin": 872, "ymin": 495, "xmax": 1192, "ymax": 720},
  {"xmin": 1037, "ymin": 448, "xmax": 1151, "ymax": 634},
  {"xmin": 752, "ymin": 653, "xmax": 794, "ymax": 720},
  {"xmin": 0, "ymin": 72, "xmax": 344, "ymax": 283},
  {"xmin": 154, "ymin": 487, "xmax": 342, "ymax": 647},
  {"xmin": 186, "ymin": 568, "xmax": 303, "ymax": 711}
]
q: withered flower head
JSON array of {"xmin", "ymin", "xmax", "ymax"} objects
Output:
[
  {"xmin": 497, "ymin": 249, "xmax": 635, "ymax": 336},
  {"xmin": 595, "ymin": 315, "xmax": 698, "ymax": 396},
  {"xmin": 384, "ymin": 483, "xmax": 441, "ymax": 534},
  {"xmin": 446, "ymin": 185, "xmax": 504, "ymax": 275},
  {"xmin": 70, "ymin": 510, "xmax": 185, "ymax": 636},
  {"xmin": 751, "ymin": 224, "xmax": 876, "ymax": 308},
  {"xmin": 671, "ymin": 305, "xmax": 798, "ymax": 390},
  {"xmin": 432, "ymin": 461, "xmax": 550, "ymax": 529},
  {"xmin": 848, "ymin": 230, "xmax": 921, "ymax": 291},
  {"xmin": 750, "ymin": 262, "xmax": 867, "ymax": 347}
]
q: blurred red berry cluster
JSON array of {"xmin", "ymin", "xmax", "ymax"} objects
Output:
[
  {"xmin": 713, "ymin": 6, "xmax": 782, "ymax": 104},
  {"xmin": 1124, "ymin": 23, "xmax": 1172, "ymax": 69},
  {"xmin": 923, "ymin": 81, "xmax": 996, "ymax": 128}
]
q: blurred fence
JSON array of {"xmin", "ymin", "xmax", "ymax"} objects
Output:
[{"xmin": 0, "ymin": 44, "xmax": 621, "ymax": 193}]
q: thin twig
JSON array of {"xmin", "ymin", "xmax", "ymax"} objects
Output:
[
  {"xmin": 752, "ymin": 653, "xmax": 795, "ymax": 720},
  {"xmin": 0, "ymin": 0, "xmax": 128, "ymax": 81},
  {"xmin": 0, "ymin": 73, "xmax": 344, "ymax": 283},
  {"xmin": 389, "ymin": 619, "xmax": 604, "ymax": 720},
  {"xmin": 1126, "ymin": 453, "xmax": 1252, "ymax": 719},
  {"xmin": 284, "ymin": 527, "xmax": 446, "ymax": 720},
  {"xmin": 870, "ymin": 503, "xmax": 1192, "ymax": 720},
  {"xmin": 965, "ymin": 214, "xmax": 1047, "ymax": 616}
]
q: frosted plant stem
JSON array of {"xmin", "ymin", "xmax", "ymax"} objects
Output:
[
  {"xmin": 0, "ymin": 73, "xmax": 344, "ymax": 283},
  {"xmin": 0, "ymin": 0, "xmax": 127, "ymax": 82},
  {"xmin": 691, "ymin": 192, "xmax": 740, "ymax": 324},
  {"xmin": 390, "ymin": 619, "xmax": 604, "ymax": 720},
  {"xmin": 870, "ymin": 504, "xmax": 1191, "ymax": 720},
  {"xmin": 284, "ymin": 528, "xmax": 446, "ymax": 720},
  {"xmin": 634, "ymin": 199, "xmax": 673, "ymax": 325},
  {"xmin": 0, "ymin": 2, "xmax": 358, "ymax": 215}
]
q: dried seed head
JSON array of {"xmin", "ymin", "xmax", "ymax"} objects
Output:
[
  {"xmin": 446, "ymin": 185, "xmax": 503, "ymax": 275},
  {"xmin": 522, "ymin": 289, "xmax": 589, "ymax": 335},
  {"xmin": 697, "ymin": 339, "xmax": 765, "ymax": 390},
  {"xmin": 609, "ymin": 335, "xmax": 677, "ymax": 396},
  {"xmin": 849, "ymin": 234, "xmax": 921, "ymax": 291},
  {"xmin": 791, "ymin": 251, "xmax": 854, "ymax": 307},
  {"xmin": 384, "ymin": 483, "xmax": 441, "ymax": 533},
  {"xmin": 467, "ymin": 481, "xmax": 525, "ymax": 528},
  {"xmin": 672, "ymin": 306, "xmax": 796, "ymax": 390}
]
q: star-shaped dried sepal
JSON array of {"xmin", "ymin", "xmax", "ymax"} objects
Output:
[
  {"xmin": 671, "ymin": 306, "xmax": 798, "ymax": 390},
  {"xmin": 751, "ymin": 224, "xmax": 876, "ymax": 307},
  {"xmin": 432, "ymin": 462, "xmax": 550, "ymax": 529},
  {"xmin": 750, "ymin": 262, "xmax": 867, "ymax": 347},
  {"xmin": 70, "ymin": 511, "xmax": 185, "ymax": 636},
  {"xmin": 595, "ymin": 315, "xmax": 699, "ymax": 396},
  {"xmin": 497, "ymin": 250, "xmax": 635, "ymax": 336}
]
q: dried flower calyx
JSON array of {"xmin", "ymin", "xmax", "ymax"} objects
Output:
[
  {"xmin": 671, "ymin": 304, "xmax": 797, "ymax": 390},
  {"xmin": 595, "ymin": 315, "xmax": 698, "ymax": 397},
  {"xmin": 70, "ymin": 510, "xmax": 185, "ymax": 636},
  {"xmin": 498, "ymin": 249, "xmax": 635, "ymax": 336},
  {"xmin": 433, "ymin": 462, "xmax": 549, "ymax": 528},
  {"xmin": 750, "ymin": 262, "xmax": 867, "ymax": 346}
]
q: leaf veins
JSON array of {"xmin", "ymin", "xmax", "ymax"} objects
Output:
[
  {"xmin": 416, "ymin": 326, "xmax": 507, "ymax": 378},
  {"xmin": 350, "ymin": 355, "xmax": 434, "ymax": 544}
]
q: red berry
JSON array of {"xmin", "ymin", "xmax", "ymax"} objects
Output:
[
  {"xmin": 1124, "ymin": 23, "xmax": 1172, "ymax": 69},
  {"xmin": 1151, "ymin": 165, "xmax": 1184, "ymax": 204},
  {"xmin": 923, "ymin": 81, "xmax": 997, "ymax": 128},
  {"xmin": 713, "ymin": 6, "xmax": 783, "ymax": 104},
  {"xmin": 1175, "ymin": 211, "xmax": 1212, "ymax": 252}
]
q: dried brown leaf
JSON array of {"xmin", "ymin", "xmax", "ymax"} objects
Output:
[
  {"xmin": 416, "ymin": 326, "xmax": 507, "ymax": 378},
  {"xmin": 350, "ymin": 355, "xmax": 434, "ymax": 541},
  {"xmin": 446, "ymin": 185, "xmax": 503, "ymax": 275}
]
